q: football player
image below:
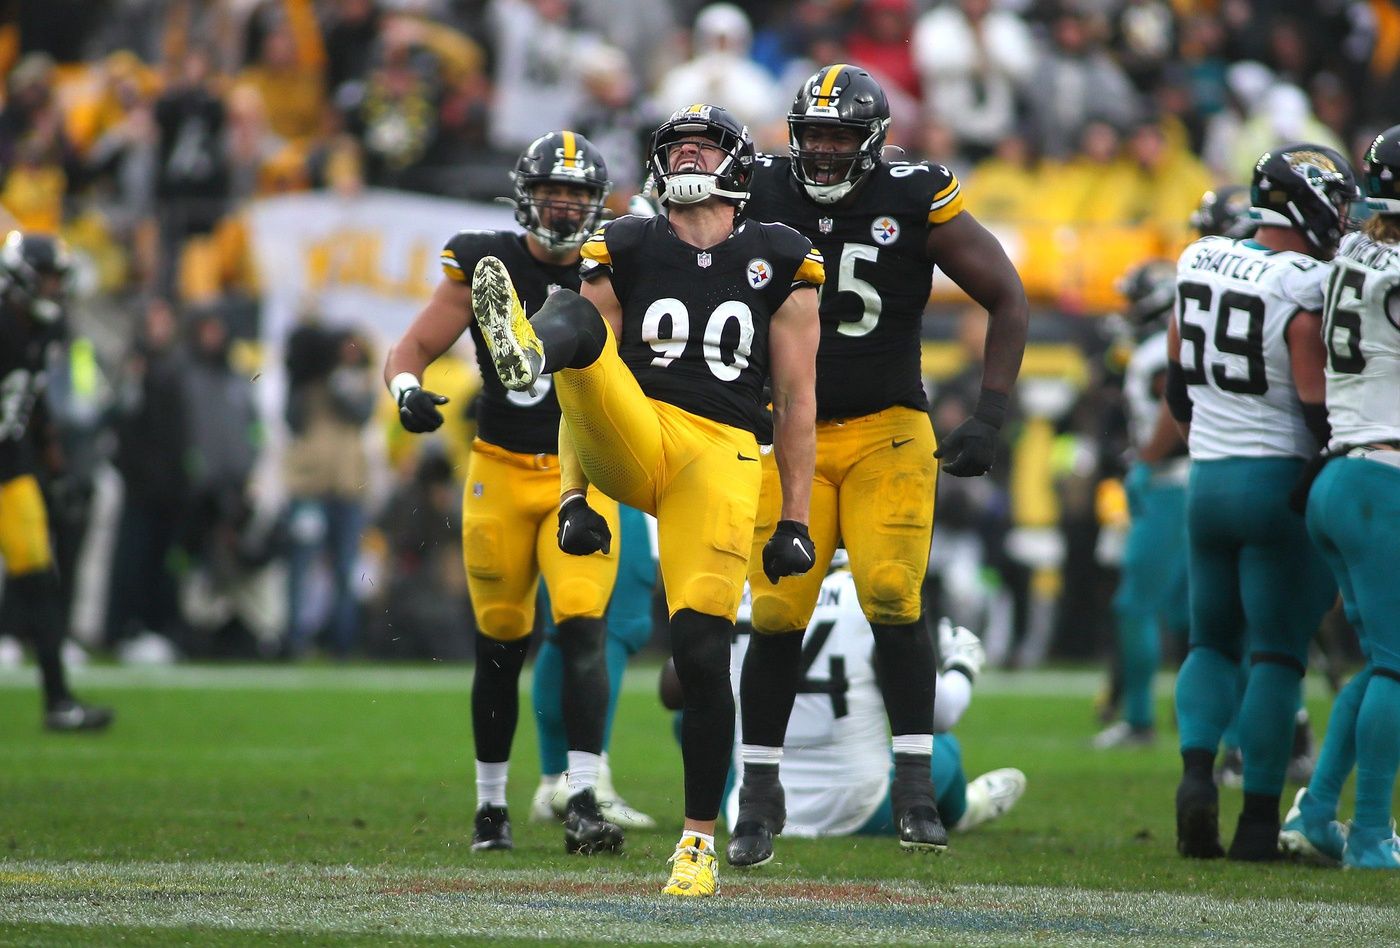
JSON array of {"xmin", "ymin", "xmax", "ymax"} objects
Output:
[
  {"xmin": 0, "ymin": 231, "xmax": 113, "ymax": 731},
  {"xmin": 1168, "ymin": 145, "xmax": 1356, "ymax": 861},
  {"xmin": 1280, "ymin": 125, "xmax": 1400, "ymax": 869},
  {"xmin": 1189, "ymin": 184, "xmax": 1256, "ymax": 240},
  {"xmin": 730, "ymin": 63, "xmax": 1028, "ymax": 866},
  {"xmin": 384, "ymin": 131, "xmax": 625, "ymax": 856},
  {"xmin": 468, "ymin": 103, "xmax": 823, "ymax": 897},
  {"xmin": 1094, "ymin": 260, "xmax": 1189, "ymax": 750}
]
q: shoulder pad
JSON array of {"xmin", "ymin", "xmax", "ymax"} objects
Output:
[{"xmin": 441, "ymin": 229, "xmax": 504, "ymax": 283}]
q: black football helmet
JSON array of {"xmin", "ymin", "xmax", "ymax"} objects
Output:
[
  {"xmin": 1117, "ymin": 259, "xmax": 1176, "ymax": 326},
  {"xmin": 511, "ymin": 131, "xmax": 611, "ymax": 253},
  {"xmin": 0, "ymin": 230, "xmax": 73, "ymax": 324},
  {"xmin": 1361, "ymin": 124, "xmax": 1400, "ymax": 215},
  {"xmin": 1249, "ymin": 144, "xmax": 1359, "ymax": 258},
  {"xmin": 787, "ymin": 63, "xmax": 890, "ymax": 204},
  {"xmin": 1190, "ymin": 185, "xmax": 1254, "ymax": 238},
  {"xmin": 649, "ymin": 104, "xmax": 754, "ymax": 210}
]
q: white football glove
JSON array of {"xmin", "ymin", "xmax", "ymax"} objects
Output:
[{"xmin": 938, "ymin": 618, "xmax": 985, "ymax": 684}]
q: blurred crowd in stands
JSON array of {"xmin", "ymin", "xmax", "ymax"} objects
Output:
[{"xmin": 0, "ymin": 0, "xmax": 1391, "ymax": 666}]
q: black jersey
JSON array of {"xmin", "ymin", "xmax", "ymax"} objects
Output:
[
  {"xmin": 440, "ymin": 230, "xmax": 580, "ymax": 456},
  {"xmin": 0, "ymin": 301, "xmax": 62, "ymax": 481},
  {"xmin": 745, "ymin": 155, "xmax": 964, "ymax": 420},
  {"xmin": 578, "ymin": 214, "xmax": 823, "ymax": 435}
]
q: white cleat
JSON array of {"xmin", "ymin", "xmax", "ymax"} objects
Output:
[
  {"xmin": 954, "ymin": 767, "xmax": 1026, "ymax": 832},
  {"xmin": 530, "ymin": 776, "xmax": 567, "ymax": 823}
]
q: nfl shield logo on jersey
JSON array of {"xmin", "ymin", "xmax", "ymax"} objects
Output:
[
  {"xmin": 697, "ymin": 251, "xmax": 712, "ymax": 268},
  {"xmin": 871, "ymin": 216, "xmax": 900, "ymax": 245},
  {"xmin": 747, "ymin": 258, "xmax": 772, "ymax": 289},
  {"xmin": 819, "ymin": 217, "xmax": 833, "ymax": 234}
]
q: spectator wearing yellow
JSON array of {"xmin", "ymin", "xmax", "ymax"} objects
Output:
[
  {"xmin": 1119, "ymin": 120, "xmax": 1213, "ymax": 246},
  {"xmin": 1029, "ymin": 121, "xmax": 1137, "ymax": 227},
  {"xmin": 235, "ymin": 1, "xmax": 327, "ymax": 146},
  {"xmin": 962, "ymin": 133, "xmax": 1040, "ymax": 224}
]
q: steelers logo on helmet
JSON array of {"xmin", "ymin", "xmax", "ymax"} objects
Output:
[
  {"xmin": 510, "ymin": 130, "xmax": 612, "ymax": 253},
  {"xmin": 747, "ymin": 258, "xmax": 773, "ymax": 289},
  {"xmin": 871, "ymin": 216, "xmax": 900, "ymax": 245},
  {"xmin": 649, "ymin": 104, "xmax": 755, "ymax": 211},
  {"xmin": 787, "ymin": 64, "xmax": 892, "ymax": 204}
]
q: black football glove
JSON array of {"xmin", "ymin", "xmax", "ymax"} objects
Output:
[
  {"xmin": 936, "ymin": 388, "xmax": 1007, "ymax": 477},
  {"xmin": 398, "ymin": 386, "xmax": 449, "ymax": 433},
  {"xmin": 762, "ymin": 520, "xmax": 816, "ymax": 583},
  {"xmin": 557, "ymin": 495, "xmax": 611, "ymax": 555}
]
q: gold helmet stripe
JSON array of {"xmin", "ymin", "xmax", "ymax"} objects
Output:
[
  {"xmin": 561, "ymin": 130, "xmax": 577, "ymax": 166},
  {"xmin": 817, "ymin": 64, "xmax": 848, "ymax": 102}
]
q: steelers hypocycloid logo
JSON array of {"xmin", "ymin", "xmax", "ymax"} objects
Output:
[
  {"xmin": 747, "ymin": 258, "xmax": 773, "ymax": 289},
  {"xmin": 871, "ymin": 216, "xmax": 900, "ymax": 245}
]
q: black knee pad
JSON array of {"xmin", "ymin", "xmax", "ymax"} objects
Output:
[{"xmin": 533, "ymin": 289, "xmax": 608, "ymax": 370}]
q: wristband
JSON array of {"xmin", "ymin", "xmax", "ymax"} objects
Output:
[
  {"xmin": 973, "ymin": 388, "xmax": 1009, "ymax": 429},
  {"xmin": 389, "ymin": 372, "xmax": 421, "ymax": 406}
]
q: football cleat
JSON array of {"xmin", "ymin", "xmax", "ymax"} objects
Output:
[
  {"xmin": 662, "ymin": 835, "xmax": 718, "ymax": 897},
  {"xmin": 954, "ymin": 768, "xmax": 1027, "ymax": 832},
  {"xmin": 43, "ymin": 700, "xmax": 114, "ymax": 732},
  {"xmin": 1279, "ymin": 788, "xmax": 1346, "ymax": 865},
  {"xmin": 1092, "ymin": 721, "xmax": 1156, "ymax": 750},
  {"xmin": 471, "ymin": 805, "xmax": 513, "ymax": 852},
  {"xmin": 1176, "ymin": 774, "xmax": 1225, "ymax": 858},
  {"xmin": 727, "ymin": 768, "xmax": 785, "ymax": 868},
  {"xmin": 1344, "ymin": 829, "xmax": 1400, "ymax": 870},
  {"xmin": 725, "ymin": 820, "xmax": 775, "ymax": 868},
  {"xmin": 1228, "ymin": 812, "xmax": 1282, "ymax": 862},
  {"xmin": 562, "ymin": 788, "xmax": 624, "ymax": 855},
  {"xmin": 897, "ymin": 804, "xmax": 949, "ymax": 852},
  {"xmin": 471, "ymin": 256, "xmax": 544, "ymax": 393},
  {"xmin": 530, "ymin": 775, "xmax": 567, "ymax": 823}
]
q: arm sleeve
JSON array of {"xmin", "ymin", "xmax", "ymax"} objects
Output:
[{"xmin": 557, "ymin": 416, "xmax": 589, "ymax": 496}]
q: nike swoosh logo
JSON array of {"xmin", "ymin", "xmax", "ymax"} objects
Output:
[
  {"xmin": 892, "ymin": 438, "xmax": 914, "ymax": 449},
  {"xmin": 737, "ymin": 453, "xmax": 757, "ymax": 462},
  {"xmin": 792, "ymin": 538, "xmax": 813, "ymax": 561},
  {"xmin": 560, "ymin": 522, "xmax": 569, "ymax": 543}
]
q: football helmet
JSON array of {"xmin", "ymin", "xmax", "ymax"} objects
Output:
[
  {"xmin": 787, "ymin": 63, "xmax": 890, "ymax": 204},
  {"xmin": 1248, "ymin": 144, "xmax": 1358, "ymax": 258},
  {"xmin": 649, "ymin": 104, "xmax": 754, "ymax": 209},
  {"xmin": 0, "ymin": 230, "xmax": 73, "ymax": 324},
  {"xmin": 1360, "ymin": 124, "xmax": 1400, "ymax": 215},
  {"xmin": 1117, "ymin": 258, "xmax": 1176, "ymax": 326},
  {"xmin": 511, "ymin": 131, "xmax": 611, "ymax": 253},
  {"xmin": 1190, "ymin": 185, "xmax": 1254, "ymax": 238}
]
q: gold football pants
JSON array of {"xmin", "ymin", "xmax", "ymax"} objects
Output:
[
  {"xmin": 0, "ymin": 474, "xmax": 53, "ymax": 577},
  {"xmin": 461, "ymin": 440, "xmax": 620, "ymax": 641},
  {"xmin": 748, "ymin": 405, "xmax": 937, "ymax": 632},
  {"xmin": 554, "ymin": 325, "xmax": 761, "ymax": 622}
]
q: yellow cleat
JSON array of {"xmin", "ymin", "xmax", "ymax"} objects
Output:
[
  {"xmin": 471, "ymin": 255, "xmax": 544, "ymax": 393},
  {"xmin": 661, "ymin": 835, "xmax": 719, "ymax": 897}
]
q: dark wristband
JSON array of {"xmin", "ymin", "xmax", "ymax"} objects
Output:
[{"xmin": 973, "ymin": 389, "xmax": 1009, "ymax": 429}]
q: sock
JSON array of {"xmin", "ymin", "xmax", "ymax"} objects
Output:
[
  {"xmin": 1175, "ymin": 646, "xmax": 1239, "ymax": 754},
  {"xmin": 670, "ymin": 609, "xmax": 735, "ymax": 822},
  {"xmin": 557, "ymin": 617, "xmax": 608, "ymax": 755},
  {"xmin": 475, "ymin": 759, "xmax": 508, "ymax": 808},
  {"xmin": 10, "ymin": 572, "xmax": 72, "ymax": 709},
  {"xmin": 1241, "ymin": 790, "xmax": 1279, "ymax": 824},
  {"xmin": 682, "ymin": 831, "xmax": 715, "ymax": 851},
  {"xmin": 1301, "ymin": 666, "xmax": 1372, "ymax": 824},
  {"xmin": 566, "ymin": 750, "xmax": 602, "ymax": 796},
  {"xmin": 739, "ymin": 629, "xmax": 804, "ymax": 747},
  {"xmin": 1353, "ymin": 673, "xmax": 1400, "ymax": 839},
  {"xmin": 891, "ymin": 752, "xmax": 937, "ymax": 815},
  {"xmin": 472, "ymin": 633, "xmax": 529, "ymax": 763},
  {"xmin": 1117, "ymin": 612, "xmax": 1158, "ymax": 729},
  {"xmin": 1239, "ymin": 661, "xmax": 1302, "ymax": 796},
  {"xmin": 740, "ymin": 744, "xmax": 783, "ymax": 766},
  {"xmin": 932, "ymin": 734, "xmax": 968, "ymax": 827},
  {"xmin": 531, "ymin": 634, "xmax": 568, "ymax": 776},
  {"xmin": 892, "ymin": 733, "xmax": 934, "ymax": 756},
  {"xmin": 735, "ymin": 760, "xmax": 783, "ymax": 828},
  {"xmin": 872, "ymin": 620, "xmax": 936, "ymax": 736},
  {"xmin": 1182, "ymin": 748, "xmax": 1215, "ymax": 782}
]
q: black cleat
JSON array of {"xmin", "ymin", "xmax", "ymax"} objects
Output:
[
  {"xmin": 563, "ymin": 788, "xmax": 624, "ymax": 854},
  {"xmin": 471, "ymin": 805, "xmax": 513, "ymax": 851},
  {"xmin": 897, "ymin": 804, "xmax": 949, "ymax": 852},
  {"xmin": 1176, "ymin": 775, "xmax": 1225, "ymax": 858},
  {"xmin": 1228, "ymin": 814, "xmax": 1282, "ymax": 862},
  {"xmin": 44, "ymin": 700, "xmax": 114, "ymax": 732},
  {"xmin": 726, "ymin": 820, "xmax": 776, "ymax": 868}
]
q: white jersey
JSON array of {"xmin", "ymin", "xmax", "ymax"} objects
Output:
[
  {"xmin": 1175, "ymin": 236, "xmax": 1328, "ymax": 460},
  {"xmin": 728, "ymin": 572, "xmax": 967, "ymax": 838},
  {"xmin": 1124, "ymin": 329, "xmax": 1169, "ymax": 453},
  {"xmin": 1321, "ymin": 232, "xmax": 1400, "ymax": 448}
]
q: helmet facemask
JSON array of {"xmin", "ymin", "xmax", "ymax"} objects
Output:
[
  {"xmin": 789, "ymin": 116, "xmax": 887, "ymax": 204},
  {"xmin": 649, "ymin": 108, "xmax": 753, "ymax": 210},
  {"xmin": 515, "ymin": 179, "xmax": 608, "ymax": 253},
  {"xmin": 0, "ymin": 231, "xmax": 71, "ymax": 324}
]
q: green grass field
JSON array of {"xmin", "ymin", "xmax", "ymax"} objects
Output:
[{"xmin": 1, "ymin": 664, "xmax": 1396, "ymax": 946}]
